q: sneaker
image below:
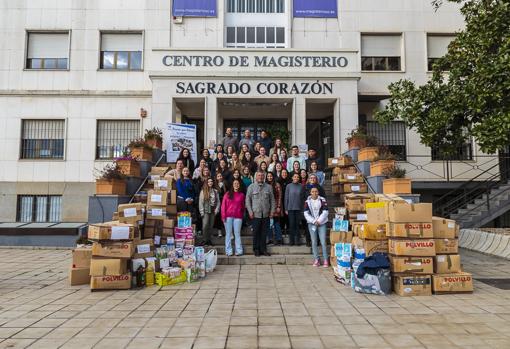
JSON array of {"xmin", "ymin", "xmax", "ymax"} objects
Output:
[
  {"xmin": 323, "ymin": 260, "xmax": 330, "ymax": 268},
  {"xmin": 313, "ymin": 259, "xmax": 320, "ymax": 267},
  {"xmin": 218, "ymin": 230, "xmax": 223, "ymax": 237}
]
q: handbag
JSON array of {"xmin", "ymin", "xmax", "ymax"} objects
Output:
[{"xmin": 204, "ymin": 249, "xmax": 217, "ymax": 273}]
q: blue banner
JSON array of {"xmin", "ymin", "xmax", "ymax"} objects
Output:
[
  {"xmin": 173, "ymin": 0, "xmax": 217, "ymax": 17},
  {"xmin": 293, "ymin": 0, "xmax": 338, "ymax": 18}
]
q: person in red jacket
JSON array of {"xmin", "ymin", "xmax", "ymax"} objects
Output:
[{"xmin": 221, "ymin": 178, "xmax": 246, "ymax": 256}]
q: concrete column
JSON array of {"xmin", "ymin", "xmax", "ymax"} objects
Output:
[
  {"xmin": 338, "ymin": 80, "xmax": 359, "ymax": 154},
  {"xmin": 205, "ymin": 96, "xmax": 218, "ymax": 149},
  {"xmin": 333, "ymin": 98, "xmax": 341, "ymax": 157},
  {"xmin": 292, "ymin": 96, "xmax": 306, "ymax": 146}
]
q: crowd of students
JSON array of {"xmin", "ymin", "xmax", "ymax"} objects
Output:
[{"xmin": 171, "ymin": 128, "xmax": 330, "ymax": 267}]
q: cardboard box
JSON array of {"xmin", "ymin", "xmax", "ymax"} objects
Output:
[
  {"xmin": 434, "ymin": 238, "xmax": 458, "ymax": 254},
  {"xmin": 118, "ymin": 203, "xmax": 143, "ymax": 223},
  {"xmin": 330, "ymin": 231, "xmax": 353, "ymax": 244},
  {"xmin": 91, "ymin": 242, "xmax": 134, "ymax": 259},
  {"xmin": 343, "ymin": 183, "xmax": 368, "ymax": 193},
  {"xmin": 387, "ymin": 202, "xmax": 433, "ymax": 223},
  {"xmin": 366, "ymin": 202, "xmax": 387, "ymax": 225},
  {"xmin": 432, "ymin": 272, "xmax": 473, "ymax": 294},
  {"xmin": 432, "ymin": 217, "xmax": 459, "ymax": 239},
  {"xmin": 150, "ymin": 166, "xmax": 168, "ymax": 176},
  {"xmin": 341, "ymin": 173, "xmax": 364, "ymax": 183},
  {"xmin": 386, "ymin": 222, "xmax": 434, "ymax": 238},
  {"xmin": 133, "ymin": 239, "xmax": 155, "ymax": 259},
  {"xmin": 90, "ymin": 258, "xmax": 128, "ymax": 276},
  {"xmin": 163, "ymin": 219, "xmax": 175, "ymax": 228},
  {"xmin": 72, "ymin": 247, "xmax": 92, "ymax": 268},
  {"xmin": 146, "ymin": 206, "xmax": 167, "ymax": 220},
  {"xmin": 389, "ymin": 239, "xmax": 436, "ymax": 257},
  {"xmin": 166, "ymin": 205, "xmax": 177, "ymax": 215},
  {"xmin": 147, "ymin": 190, "xmax": 168, "ymax": 206},
  {"xmin": 328, "ymin": 156, "xmax": 353, "ymax": 167},
  {"xmin": 434, "ymin": 254, "xmax": 461, "ymax": 274},
  {"xmin": 355, "ymin": 223, "xmax": 387, "ymax": 240},
  {"xmin": 69, "ymin": 267, "xmax": 90, "ymax": 286},
  {"xmin": 154, "ymin": 179, "xmax": 170, "ymax": 190},
  {"xmin": 352, "ymin": 236, "xmax": 388, "ymax": 256},
  {"xmin": 390, "ymin": 256, "xmax": 434, "ymax": 274},
  {"xmin": 168, "ymin": 190, "xmax": 177, "ymax": 205},
  {"xmin": 345, "ymin": 194, "xmax": 375, "ymax": 212},
  {"xmin": 332, "ymin": 166, "xmax": 357, "ymax": 176},
  {"xmin": 90, "ymin": 274, "xmax": 132, "ymax": 290},
  {"xmin": 87, "ymin": 222, "xmax": 135, "ymax": 241},
  {"xmin": 393, "ymin": 275, "xmax": 432, "ymax": 296}
]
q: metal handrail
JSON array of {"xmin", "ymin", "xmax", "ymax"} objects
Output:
[
  {"xmin": 129, "ymin": 153, "xmax": 167, "ymax": 204},
  {"xmin": 352, "ymin": 162, "xmax": 377, "ymax": 195},
  {"xmin": 454, "ymin": 185, "xmax": 510, "ymax": 222}
]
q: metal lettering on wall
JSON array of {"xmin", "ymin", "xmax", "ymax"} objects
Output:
[{"xmin": 175, "ymin": 81, "xmax": 334, "ymax": 95}]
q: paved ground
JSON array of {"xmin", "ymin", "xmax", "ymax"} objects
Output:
[{"xmin": 0, "ymin": 248, "xmax": 510, "ymax": 349}]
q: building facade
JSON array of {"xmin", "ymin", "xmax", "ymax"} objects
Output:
[{"xmin": 0, "ymin": 0, "xmax": 497, "ymax": 223}]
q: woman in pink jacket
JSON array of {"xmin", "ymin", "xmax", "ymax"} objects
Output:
[{"xmin": 221, "ymin": 178, "xmax": 246, "ymax": 256}]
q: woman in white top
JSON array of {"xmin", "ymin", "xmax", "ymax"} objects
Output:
[{"xmin": 304, "ymin": 187, "xmax": 329, "ymax": 267}]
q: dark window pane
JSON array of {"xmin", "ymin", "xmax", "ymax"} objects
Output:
[
  {"xmin": 116, "ymin": 52, "xmax": 129, "ymax": 69},
  {"xmin": 266, "ymin": 0, "xmax": 274, "ymax": 13},
  {"xmin": 57, "ymin": 58, "xmax": 68, "ymax": 69},
  {"xmin": 387, "ymin": 57, "xmax": 400, "ymax": 71},
  {"xmin": 266, "ymin": 27, "xmax": 275, "ymax": 43},
  {"xmin": 27, "ymin": 58, "xmax": 42, "ymax": 69},
  {"xmin": 101, "ymin": 51, "xmax": 115, "ymax": 69},
  {"xmin": 236, "ymin": 27, "xmax": 245, "ymax": 43},
  {"xmin": 227, "ymin": 27, "xmax": 235, "ymax": 43},
  {"xmin": 256, "ymin": 27, "xmax": 265, "ymax": 43},
  {"xmin": 276, "ymin": 0, "xmax": 284, "ymax": 12},
  {"xmin": 130, "ymin": 51, "xmax": 142, "ymax": 70},
  {"xmin": 247, "ymin": 0, "xmax": 255, "ymax": 12},
  {"xmin": 276, "ymin": 27, "xmax": 284, "ymax": 43},
  {"xmin": 227, "ymin": 0, "xmax": 235, "ymax": 12},
  {"xmin": 373, "ymin": 57, "xmax": 386, "ymax": 70},
  {"xmin": 361, "ymin": 57, "xmax": 373, "ymax": 71},
  {"xmin": 43, "ymin": 59, "xmax": 57, "ymax": 69},
  {"xmin": 247, "ymin": 27, "xmax": 255, "ymax": 43},
  {"xmin": 256, "ymin": 0, "xmax": 264, "ymax": 12}
]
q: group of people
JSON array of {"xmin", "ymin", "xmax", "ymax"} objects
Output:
[{"xmin": 171, "ymin": 128, "xmax": 330, "ymax": 267}]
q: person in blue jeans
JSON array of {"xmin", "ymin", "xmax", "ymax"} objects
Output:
[
  {"xmin": 284, "ymin": 173, "xmax": 305, "ymax": 246},
  {"xmin": 304, "ymin": 187, "xmax": 329, "ymax": 267},
  {"xmin": 221, "ymin": 179, "xmax": 246, "ymax": 256}
]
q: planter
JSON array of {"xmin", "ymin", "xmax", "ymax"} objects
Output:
[
  {"xmin": 347, "ymin": 137, "xmax": 367, "ymax": 150},
  {"xmin": 96, "ymin": 178, "xmax": 127, "ymax": 195},
  {"xmin": 146, "ymin": 138, "xmax": 162, "ymax": 149},
  {"xmin": 383, "ymin": 178, "xmax": 412, "ymax": 194},
  {"xmin": 130, "ymin": 147, "xmax": 153, "ymax": 162},
  {"xmin": 358, "ymin": 147, "xmax": 378, "ymax": 162},
  {"xmin": 116, "ymin": 160, "xmax": 141, "ymax": 177},
  {"xmin": 370, "ymin": 160, "xmax": 396, "ymax": 176}
]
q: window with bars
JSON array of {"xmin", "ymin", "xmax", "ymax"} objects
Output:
[
  {"xmin": 431, "ymin": 141, "xmax": 473, "ymax": 161},
  {"xmin": 367, "ymin": 121, "xmax": 407, "ymax": 160},
  {"xmin": 226, "ymin": 26, "xmax": 285, "ymax": 48},
  {"xmin": 17, "ymin": 195, "xmax": 62, "ymax": 222},
  {"xmin": 96, "ymin": 120, "xmax": 140, "ymax": 159},
  {"xmin": 361, "ymin": 34, "xmax": 402, "ymax": 71},
  {"xmin": 100, "ymin": 33, "xmax": 143, "ymax": 70},
  {"xmin": 20, "ymin": 120, "xmax": 65, "ymax": 159},
  {"xmin": 227, "ymin": 0, "xmax": 284, "ymax": 13},
  {"xmin": 26, "ymin": 32, "xmax": 69, "ymax": 70}
]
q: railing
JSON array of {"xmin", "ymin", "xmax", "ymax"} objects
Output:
[
  {"xmin": 453, "ymin": 184, "xmax": 510, "ymax": 225},
  {"xmin": 129, "ymin": 153, "xmax": 166, "ymax": 204}
]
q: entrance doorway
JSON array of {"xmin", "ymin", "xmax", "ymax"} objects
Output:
[
  {"xmin": 306, "ymin": 100, "xmax": 336, "ymax": 166},
  {"xmin": 223, "ymin": 120, "xmax": 288, "ymax": 143}
]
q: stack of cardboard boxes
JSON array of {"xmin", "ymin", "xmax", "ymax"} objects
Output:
[{"xmin": 352, "ymin": 195, "xmax": 390, "ymax": 256}]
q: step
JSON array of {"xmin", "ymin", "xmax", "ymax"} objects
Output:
[
  {"xmin": 210, "ymin": 235, "xmax": 310, "ymax": 246},
  {"xmin": 206, "ymin": 245, "xmax": 311, "ymax": 255},
  {"xmin": 217, "ymin": 254, "xmax": 315, "ymax": 265}
]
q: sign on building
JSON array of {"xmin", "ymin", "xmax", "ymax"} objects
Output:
[
  {"xmin": 293, "ymin": 0, "xmax": 338, "ymax": 18},
  {"xmin": 172, "ymin": 0, "xmax": 217, "ymax": 17}
]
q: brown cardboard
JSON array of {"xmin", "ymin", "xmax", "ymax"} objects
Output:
[
  {"xmin": 147, "ymin": 190, "xmax": 168, "ymax": 206},
  {"xmin": 90, "ymin": 274, "xmax": 132, "ymax": 290},
  {"xmin": 389, "ymin": 239, "xmax": 436, "ymax": 257},
  {"xmin": 393, "ymin": 275, "xmax": 432, "ymax": 296},
  {"xmin": 386, "ymin": 222, "xmax": 434, "ymax": 238},
  {"xmin": 150, "ymin": 166, "xmax": 168, "ymax": 176},
  {"xmin": 355, "ymin": 223, "xmax": 387, "ymax": 240},
  {"xmin": 375, "ymin": 194, "xmax": 407, "ymax": 203},
  {"xmin": 387, "ymin": 202, "xmax": 433, "ymax": 223},
  {"xmin": 72, "ymin": 247, "xmax": 92, "ymax": 268},
  {"xmin": 69, "ymin": 267, "xmax": 90, "ymax": 286},
  {"xmin": 390, "ymin": 256, "xmax": 434, "ymax": 274},
  {"xmin": 90, "ymin": 258, "xmax": 128, "ymax": 276},
  {"xmin": 328, "ymin": 156, "xmax": 353, "ymax": 167},
  {"xmin": 432, "ymin": 273, "xmax": 473, "ymax": 294},
  {"xmin": 366, "ymin": 202, "xmax": 387, "ymax": 225},
  {"xmin": 133, "ymin": 239, "xmax": 155, "ymax": 259},
  {"xmin": 432, "ymin": 217, "xmax": 459, "ymax": 239},
  {"xmin": 163, "ymin": 219, "xmax": 175, "ymax": 228},
  {"xmin": 87, "ymin": 222, "xmax": 135, "ymax": 241},
  {"xmin": 332, "ymin": 166, "xmax": 357, "ymax": 176},
  {"xmin": 118, "ymin": 203, "xmax": 143, "ymax": 223},
  {"xmin": 434, "ymin": 254, "xmax": 461, "ymax": 274},
  {"xmin": 434, "ymin": 238, "xmax": 459, "ymax": 254},
  {"xmin": 146, "ymin": 206, "xmax": 167, "ymax": 220},
  {"xmin": 91, "ymin": 242, "xmax": 134, "ymax": 259},
  {"xmin": 166, "ymin": 205, "xmax": 177, "ymax": 215},
  {"xmin": 168, "ymin": 190, "xmax": 177, "ymax": 205},
  {"xmin": 341, "ymin": 173, "xmax": 364, "ymax": 183},
  {"xmin": 352, "ymin": 236, "xmax": 388, "ymax": 256},
  {"xmin": 345, "ymin": 194, "xmax": 375, "ymax": 212},
  {"xmin": 330, "ymin": 231, "xmax": 353, "ymax": 244},
  {"xmin": 343, "ymin": 183, "xmax": 368, "ymax": 193}
]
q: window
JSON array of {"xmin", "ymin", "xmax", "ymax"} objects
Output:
[
  {"xmin": 367, "ymin": 121, "xmax": 407, "ymax": 160},
  {"xmin": 26, "ymin": 32, "xmax": 69, "ymax": 70},
  {"xmin": 431, "ymin": 141, "xmax": 473, "ymax": 161},
  {"xmin": 227, "ymin": 0, "xmax": 283, "ymax": 13},
  {"xmin": 20, "ymin": 120, "xmax": 65, "ymax": 159},
  {"xmin": 361, "ymin": 34, "xmax": 402, "ymax": 71},
  {"xmin": 427, "ymin": 34, "xmax": 455, "ymax": 71},
  {"xmin": 17, "ymin": 195, "xmax": 62, "ymax": 222},
  {"xmin": 100, "ymin": 33, "xmax": 143, "ymax": 70},
  {"xmin": 96, "ymin": 120, "xmax": 140, "ymax": 159},
  {"xmin": 226, "ymin": 26, "xmax": 285, "ymax": 48}
]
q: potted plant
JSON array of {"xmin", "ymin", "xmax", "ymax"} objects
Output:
[
  {"xmin": 95, "ymin": 163, "xmax": 127, "ymax": 195},
  {"xmin": 358, "ymin": 136, "xmax": 379, "ymax": 161},
  {"xmin": 370, "ymin": 148, "xmax": 397, "ymax": 176},
  {"xmin": 115, "ymin": 155, "xmax": 141, "ymax": 177},
  {"xmin": 144, "ymin": 127, "xmax": 163, "ymax": 149},
  {"xmin": 382, "ymin": 165, "xmax": 412, "ymax": 194},
  {"xmin": 128, "ymin": 138, "xmax": 153, "ymax": 162},
  {"xmin": 346, "ymin": 127, "xmax": 368, "ymax": 150}
]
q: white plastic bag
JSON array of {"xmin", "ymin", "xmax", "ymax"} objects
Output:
[{"xmin": 205, "ymin": 249, "xmax": 217, "ymax": 273}]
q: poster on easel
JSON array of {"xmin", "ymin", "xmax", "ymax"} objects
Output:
[{"xmin": 165, "ymin": 123, "xmax": 197, "ymax": 163}]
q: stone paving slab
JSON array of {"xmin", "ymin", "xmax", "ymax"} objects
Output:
[{"xmin": 0, "ymin": 248, "xmax": 509, "ymax": 348}]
